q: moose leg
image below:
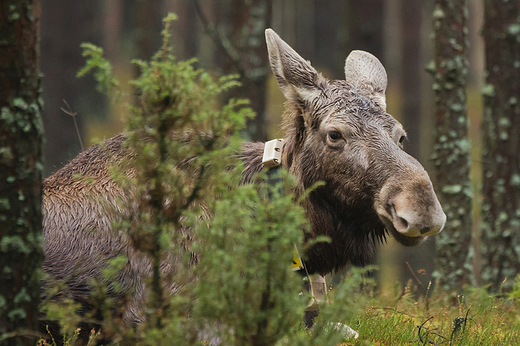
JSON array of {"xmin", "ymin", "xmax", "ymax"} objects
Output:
[{"xmin": 301, "ymin": 274, "xmax": 327, "ymax": 328}]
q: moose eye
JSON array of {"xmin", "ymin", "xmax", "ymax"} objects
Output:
[{"xmin": 327, "ymin": 130, "xmax": 342, "ymax": 141}]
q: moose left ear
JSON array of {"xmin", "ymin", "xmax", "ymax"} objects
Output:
[
  {"xmin": 344, "ymin": 50, "xmax": 388, "ymax": 111},
  {"xmin": 265, "ymin": 28, "xmax": 328, "ymax": 108}
]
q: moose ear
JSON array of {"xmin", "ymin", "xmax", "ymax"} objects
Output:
[
  {"xmin": 265, "ymin": 28, "xmax": 327, "ymax": 105},
  {"xmin": 344, "ymin": 50, "xmax": 388, "ymax": 111}
]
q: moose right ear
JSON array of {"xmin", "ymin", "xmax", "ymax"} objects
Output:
[
  {"xmin": 344, "ymin": 50, "xmax": 388, "ymax": 111},
  {"xmin": 265, "ymin": 29, "xmax": 327, "ymax": 106}
]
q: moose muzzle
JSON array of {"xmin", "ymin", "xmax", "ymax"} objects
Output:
[{"xmin": 375, "ymin": 172, "xmax": 446, "ymax": 239}]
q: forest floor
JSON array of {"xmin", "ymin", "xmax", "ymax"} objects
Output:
[{"xmin": 340, "ymin": 285, "xmax": 520, "ymax": 345}]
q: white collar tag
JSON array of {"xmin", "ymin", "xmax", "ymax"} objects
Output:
[{"xmin": 262, "ymin": 139, "xmax": 284, "ymax": 169}]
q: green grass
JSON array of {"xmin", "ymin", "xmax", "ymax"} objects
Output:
[
  {"xmin": 38, "ymin": 283, "xmax": 520, "ymax": 345},
  {"xmin": 341, "ymin": 286, "xmax": 520, "ymax": 345}
]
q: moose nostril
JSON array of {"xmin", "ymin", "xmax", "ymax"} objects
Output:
[
  {"xmin": 388, "ymin": 203, "xmax": 409, "ymax": 231},
  {"xmin": 397, "ymin": 215, "xmax": 409, "ymax": 230},
  {"xmin": 420, "ymin": 226, "xmax": 432, "ymax": 235}
]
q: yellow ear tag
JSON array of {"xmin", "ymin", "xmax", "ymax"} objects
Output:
[{"xmin": 291, "ymin": 244, "xmax": 304, "ymax": 271}]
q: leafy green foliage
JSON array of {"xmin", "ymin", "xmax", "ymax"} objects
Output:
[
  {"xmin": 192, "ymin": 174, "xmax": 307, "ymax": 345},
  {"xmin": 77, "ymin": 43, "xmax": 119, "ymax": 95}
]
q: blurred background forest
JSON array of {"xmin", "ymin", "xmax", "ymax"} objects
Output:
[{"xmin": 39, "ymin": 0, "xmax": 486, "ymax": 292}]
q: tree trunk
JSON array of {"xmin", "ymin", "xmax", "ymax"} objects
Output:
[
  {"xmin": 346, "ymin": 0, "xmax": 385, "ymax": 63},
  {"xmin": 481, "ymin": 0, "xmax": 520, "ymax": 292},
  {"xmin": 195, "ymin": 0, "xmax": 272, "ymax": 142},
  {"xmin": 314, "ymin": 0, "xmax": 343, "ymax": 77},
  {"xmin": 228, "ymin": 0, "xmax": 272, "ymax": 142},
  {"xmin": 0, "ymin": 0, "xmax": 44, "ymax": 344},
  {"xmin": 431, "ymin": 0, "xmax": 473, "ymax": 292},
  {"xmin": 401, "ymin": 0, "xmax": 423, "ymax": 160},
  {"xmin": 168, "ymin": 0, "xmax": 199, "ymax": 60},
  {"xmin": 132, "ymin": 0, "xmax": 164, "ymax": 62},
  {"xmin": 40, "ymin": 1, "xmax": 99, "ymax": 176}
]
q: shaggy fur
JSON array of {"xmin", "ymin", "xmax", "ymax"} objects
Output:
[{"xmin": 41, "ymin": 29, "xmax": 445, "ymax": 341}]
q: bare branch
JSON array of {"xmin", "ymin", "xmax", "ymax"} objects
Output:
[{"xmin": 61, "ymin": 99, "xmax": 84, "ymax": 151}]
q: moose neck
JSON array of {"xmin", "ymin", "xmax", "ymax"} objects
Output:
[
  {"xmin": 300, "ymin": 182, "xmax": 386, "ymax": 275},
  {"xmin": 240, "ymin": 139, "xmax": 387, "ymax": 275},
  {"xmin": 281, "ymin": 129, "xmax": 387, "ymax": 275}
]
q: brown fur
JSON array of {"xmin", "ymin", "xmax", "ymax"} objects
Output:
[{"xmin": 41, "ymin": 29, "xmax": 445, "ymax": 335}]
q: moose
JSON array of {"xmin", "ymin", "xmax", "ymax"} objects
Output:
[{"xmin": 41, "ymin": 29, "xmax": 445, "ymax": 338}]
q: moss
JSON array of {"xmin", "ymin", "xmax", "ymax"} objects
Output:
[
  {"xmin": 508, "ymin": 23, "xmax": 520, "ymax": 35},
  {"xmin": 450, "ymin": 103, "xmax": 464, "ymax": 111},
  {"xmin": 433, "ymin": 7, "xmax": 446, "ymax": 19},
  {"xmin": 0, "ymin": 198, "xmax": 10, "ymax": 210},
  {"xmin": 441, "ymin": 184, "xmax": 462, "ymax": 194},
  {"xmin": 481, "ymin": 83, "xmax": 495, "ymax": 96},
  {"xmin": 7, "ymin": 5, "xmax": 20, "ymax": 22},
  {"xmin": 451, "ymin": 219, "xmax": 462, "ymax": 228},
  {"xmin": 13, "ymin": 288, "xmax": 30, "ymax": 304},
  {"xmin": 498, "ymin": 117, "xmax": 511, "ymax": 127},
  {"xmin": 0, "ymin": 235, "xmax": 30, "ymax": 253}
]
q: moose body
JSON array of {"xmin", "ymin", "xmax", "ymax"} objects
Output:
[{"xmin": 42, "ymin": 29, "xmax": 445, "ymax": 330}]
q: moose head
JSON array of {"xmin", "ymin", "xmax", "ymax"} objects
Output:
[{"xmin": 262, "ymin": 29, "xmax": 446, "ymax": 273}]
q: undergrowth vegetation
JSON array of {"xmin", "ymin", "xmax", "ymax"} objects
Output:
[
  {"xmin": 39, "ymin": 13, "xmax": 520, "ymax": 346},
  {"xmin": 341, "ymin": 282, "xmax": 520, "ymax": 346}
]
